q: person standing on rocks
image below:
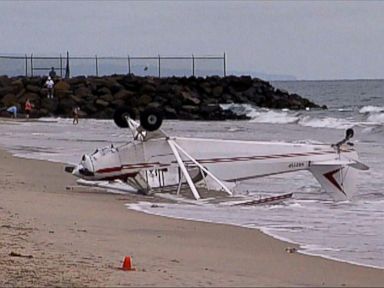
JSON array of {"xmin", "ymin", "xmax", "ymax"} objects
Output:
[
  {"xmin": 49, "ymin": 67, "xmax": 56, "ymax": 79},
  {"xmin": 44, "ymin": 76, "xmax": 54, "ymax": 98}
]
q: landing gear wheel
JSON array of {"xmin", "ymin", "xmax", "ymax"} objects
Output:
[
  {"xmin": 140, "ymin": 108, "xmax": 163, "ymax": 131},
  {"xmin": 113, "ymin": 107, "xmax": 136, "ymax": 128}
]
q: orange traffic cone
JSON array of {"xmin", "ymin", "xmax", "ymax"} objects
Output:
[{"xmin": 122, "ymin": 256, "xmax": 133, "ymax": 271}]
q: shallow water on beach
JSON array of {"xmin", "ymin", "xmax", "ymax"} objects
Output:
[{"xmin": 0, "ymin": 79, "xmax": 383, "ymax": 269}]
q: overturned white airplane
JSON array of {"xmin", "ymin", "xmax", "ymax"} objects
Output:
[{"xmin": 66, "ymin": 107, "xmax": 369, "ymax": 201}]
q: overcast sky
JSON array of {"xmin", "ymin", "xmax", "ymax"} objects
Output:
[{"xmin": 1, "ymin": 0, "xmax": 384, "ymax": 80}]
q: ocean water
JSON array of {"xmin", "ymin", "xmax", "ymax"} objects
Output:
[{"xmin": 0, "ymin": 79, "xmax": 383, "ymax": 269}]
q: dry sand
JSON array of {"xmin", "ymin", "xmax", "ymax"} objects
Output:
[{"xmin": 0, "ymin": 148, "xmax": 383, "ymax": 287}]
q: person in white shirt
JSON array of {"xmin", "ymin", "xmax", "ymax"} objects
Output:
[{"xmin": 45, "ymin": 76, "xmax": 54, "ymax": 98}]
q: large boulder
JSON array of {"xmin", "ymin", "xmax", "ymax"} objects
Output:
[
  {"xmin": 96, "ymin": 87, "xmax": 111, "ymax": 96},
  {"xmin": 140, "ymin": 83, "xmax": 156, "ymax": 94},
  {"xmin": 113, "ymin": 89, "xmax": 134, "ymax": 100},
  {"xmin": 0, "ymin": 76, "xmax": 11, "ymax": 88},
  {"xmin": 199, "ymin": 82, "xmax": 211, "ymax": 94},
  {"xmin": 163, "ymin": 106, "xmax": 178, "ymax": 119},
  {"xmin": 1, "ymin": 93, "xmax": 17, "ymax": 106},
  {"xmin": 83, "ymin": 102, "xmax": 98, "ymax": 114},
  {"xmin": 100, "ymin": 93, "xmax": 114, "ymax": 103},
  {"xmin": 181, "ymin": 105, "xmax": 199, "ymax": 113},
  {"xmin": 57, "ymin": 97, "xmax": 76, "ymax": 115},
  {"xmin": 110, "ymin": 82, "xmax": 124, "ymax": 94},
  {"xmin": 95, "ymin": 99, "xmax": 109, "ymax": 107},
  {"xmin": 181, "ymin": 91, "xmax": 201, "ymax": 105},
  {"xmin": 70, "ymin": 94, "xmax": 84, "ymax": 105},
  {"xmin": 54, "ymin": 80, "xmax": 71, "ymax": 98},
  {"xmin": 23, "ymin": 92, "xmax": 40, "ymax": 103},
  {"xmin": 25, "ymin": 84, "xmax": 41, "ymax": 94},
  {"xmin": 11, "ymin": 79, "xmax": 24, "ymax": 94},
  {"xmin": 156, "ymin": 83, "xmax": 171, "ymax": 94},
  {"xmin": 138, "ymin": 94, "xmax": 152, "ymax": 107},
  {"xmin": 74, "ymin": 86, "xmax": 92, "ymax": 98},
  {"xmin": 67, "ymin": 76, "xmax": 87, "ymax": 86},
  {"xmin": 0, "ymin": 87, "xmax": 13, "ymax": 98},
  {"xmin": 212, "ymin": 85, "xmax": 223, "ymax": 98},
  {"xmin": 40, "ymin": 98, "xmax": 59, "ymax": 115},
  {"xmin": 111, "ymin": 99, "xmax": 126, "ymax": 108}
]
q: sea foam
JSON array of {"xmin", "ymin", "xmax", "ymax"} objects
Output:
[{"xmin": 359, "ymin": 105, "xmax": 384, "ymax": 114}]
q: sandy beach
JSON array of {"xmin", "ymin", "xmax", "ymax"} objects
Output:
[{"xmin": 1, "ymin": 148, "xmax": 383, "ymax": 287}]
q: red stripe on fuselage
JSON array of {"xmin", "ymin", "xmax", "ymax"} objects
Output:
[
  {"xmin": 97, "ymin": 162, "xmax": 159, "ymax": 174},
  {"xmin": 96, "ymin": 149, "xmax": 353, "ymax": 174},
  {"xmin": 97, "ymin": 166, "xmax": 122, "ymax": 173},
  {"xmin": 179, "ymin": 149, "xmax": 345, "ymax": 165}
]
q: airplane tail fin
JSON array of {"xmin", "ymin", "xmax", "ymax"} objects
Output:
[
  {"xmin": 309, "ymin": 161, "xmax": 358, "ymax": 201},
  {"xmin": 309, "ymin": 128, "xmax": 369, "ymax": 201}
]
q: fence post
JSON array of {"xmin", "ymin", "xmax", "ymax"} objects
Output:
[
  {"xmin": 128, "ymin": 55, "xmax": 131, "ymax": 74},
  {"xmin": 158, "ymin": 54, "xmax": 161, "ymax": 78},
  {"xmin": 95, "ymin": 55, "xmax": 98, "ymax": 76},
  {"xmin": 65, "ymin": 51, "xmax": 70, "ymax": 79},
  {"xmin": 223, "ymin": 52, "xmax": 226, "ymax": 77},
  {"xmin": 25, "ymin": 54, "xmax": 28, "ymax": 77},
  {"xmin": 60, "ymin": 54, "xmax": 63, "ymax": 78},
  {"xmin": 30, "ymin": 54, "xmax": 33, "ymax": 77},
  {"xmin": 192, "ymin": 54, "xmax": 195, "ymax": 77}
]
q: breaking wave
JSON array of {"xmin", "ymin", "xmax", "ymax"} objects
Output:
[
  {"xmin": 221, "ymin": 104, "xmax": 358, "ymax": 129},
  {"xmin": 222, "ymin": 104, "xmax": 384, "ymax": 130},
  {"xmin": 359, "ymin": 105, "xmax": 384, "ymax": 114},
  {"xmin": 367, "ymin": 113, "xmax": 384, "ymax": 123},
  {"xmin": 298, "ymin": 115, "xmax": 357, "ymax": 129},
  {"xmin": 248, "ymin": 109, "xmax": 300, "ymax": 124},
  {"xmin": 359, "ymin": 105, "xmax": 384, "ymax": 124}
]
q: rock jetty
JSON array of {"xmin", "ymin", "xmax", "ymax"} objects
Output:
[{"xmin": 0, "ymin": 74, "xmax": 323, "ymax": 120}]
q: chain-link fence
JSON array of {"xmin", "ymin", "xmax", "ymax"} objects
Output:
[{"xmin": 0, "ymin": 53, "xmax": 226, "ymax": 78}]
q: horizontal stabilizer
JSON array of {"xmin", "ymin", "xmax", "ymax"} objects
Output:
[
  {"xmin": 348, "ymin": 159, "xmax": 369, "ymax": 171},
  {"xmin": 312, "ymin": 159, "xmax": 369, "ymax": 171}
]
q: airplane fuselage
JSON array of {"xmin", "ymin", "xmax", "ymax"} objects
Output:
[{"xmin": 72, "ymin": 136, "xmax": 358, "ymax": 200}]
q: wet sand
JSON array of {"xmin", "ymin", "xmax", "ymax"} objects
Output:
[{"xmin": 0, "ymin": 148, "xmax": 383, "ymax": 287}]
